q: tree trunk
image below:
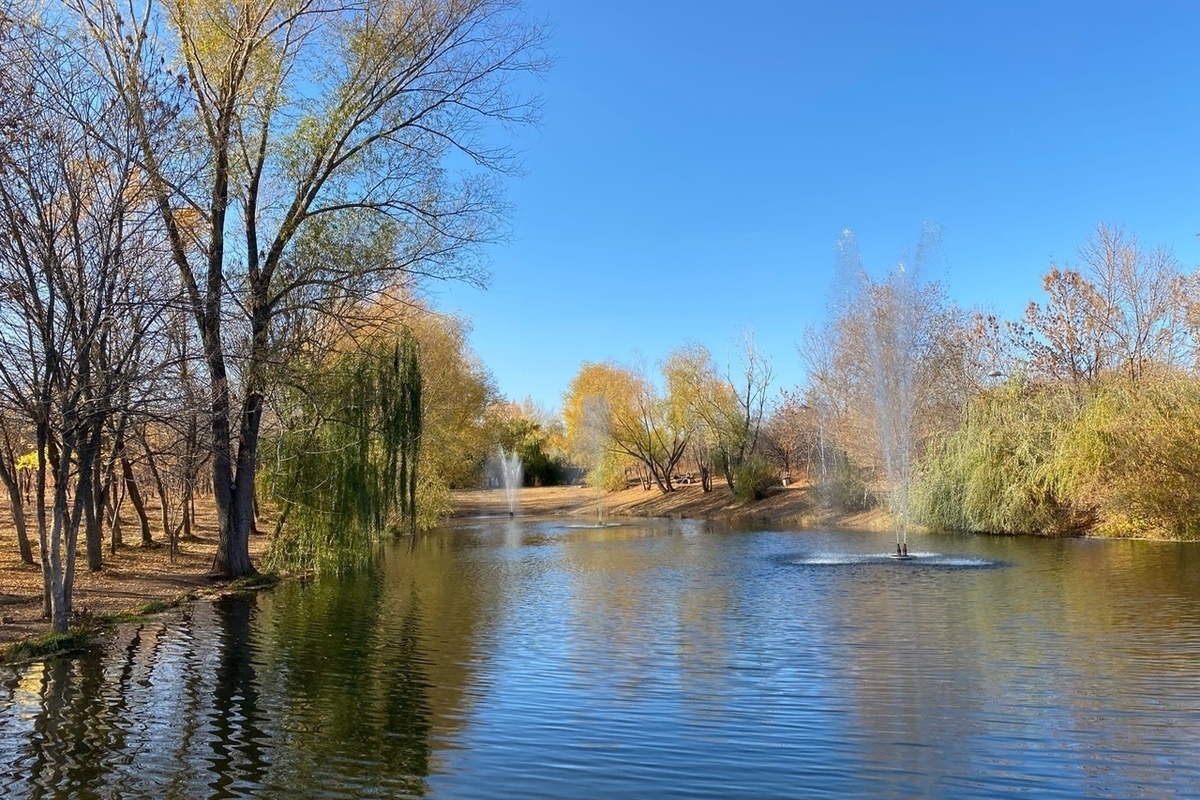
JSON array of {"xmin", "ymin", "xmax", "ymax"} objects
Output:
[
  {"xmin": 108, "ymin": 463, "xmax": 124, "ymax": 554},
  {"xmin": 35, "ymin": 421, "xmax": 51, "ymax": 620},
  {"xmin": 178, "ymin": 483, "xmax": 192, "ymax": 547},
  {"xmin": 63, "ymin": 425, "xmax": 103, "ymax": 620},
  {"xmin": 48, "ymin": 489, "xmax": 70, "ymax": 633},
  {"xmin": 43, "ymin": 414, "xmax": 99, "ymax": 634},
  {"xmin": 141, "ymin": 437, "xmax": 173, "ymax": 551},
  {"xmin": 721, "ymin": 452, "xmax": 735, "ymax": 492},
  {"xmin": 178, "ymin": 413, "xmax": 198, "ymax": 551},
  {"xmin": 250, "ymin": 489, "xmax": 262, "ymax": 537},
  {"xmin": 648, "ymin": 462, "xmax": 673, "ymax": 494},
  {"xmin": 122, "ymin": 456, "xmax": 153, "ymax": 546},
  {"xmin": 186, "ymin": 483, "xmax": 195, "ymax": 538},
  {"xmin": 208, "ymin": 373, "xmax": 257, "ymax": 577},
  {"xmin": 0, "ymin": 458, "xmax": 33, "ymax": 565},
  {"xmin": 85, "ymin": 455, "xmax": 104, "ymax": 571},
  {"xmin": 210, "ymin": 284, "xmax": 267, "ymax": 577}
]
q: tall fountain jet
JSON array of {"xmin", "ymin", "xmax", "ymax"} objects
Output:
[{"xmin": 837, "ymin": 228, "xmax": 937, "ymax": 559}]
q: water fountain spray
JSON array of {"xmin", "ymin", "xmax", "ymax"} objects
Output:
[
  {"xmin": 839, "ymin": 228, "xmax": 936, "ymax": 560},
  {"xmin": 496, "ymin": 446, "xmax": 523, "ymax": 517},
  {"xmin": 580, "ymin": 396, "xmax": 609, "ymax": 524}
]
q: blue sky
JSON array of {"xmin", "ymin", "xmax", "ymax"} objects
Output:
[{"xmin": 432, "ymin": 0, "xmax": 1200, "ymax": 412}]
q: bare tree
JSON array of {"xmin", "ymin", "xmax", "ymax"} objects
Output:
[
  {"xmin": 1078, "ymin": 224, "xmax": 1188, "ymax": 380},
  {"xmin": 1011, "ymin": 225, "xmax": 1188, "ymax": 388},
  {"xmin": 759, "ymin": 389, "xmax": 818, "ymax": 484},
  {"xmin": 72, "ymin": 0, "xmax": 545, "ymax": 576},
  {"xmin": 0, "ymin": 15, "xmax": 173, "ymax": 629},
  {"xmin": 723, "ymin": 333, "xmax": 773, "ymax": 485}
]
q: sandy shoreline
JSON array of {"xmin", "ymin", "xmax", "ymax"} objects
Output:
[{"xmin": 449, "ymin": 483, "xmax": 889, "ymax": 529}]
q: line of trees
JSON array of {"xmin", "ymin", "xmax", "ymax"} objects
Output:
[
  {"xmin": 0, "ymin": 0, "xmax": 544, "ymax": 631},
  {"xmin": 560, "ymin": 224, "xmax": 1200, "ymax": 541},
  {"xmin": 562, "ymin": 335, "xmax": 777, "ymax": 501},
  {"xmin": 912, "ymin": 226, "xmax": 1200, "ymax": 537},
  {"xmin": 806, "ymin": 224, "xmax": 1200, "ymax": 538}
]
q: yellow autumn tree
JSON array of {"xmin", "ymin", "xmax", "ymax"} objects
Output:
[{"xmin": 563, "ymin": 362, "xmax": 690, "ymax": 494}]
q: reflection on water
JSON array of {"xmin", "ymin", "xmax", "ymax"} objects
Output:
[{"xmin": 3, "ymin": 521, "xmax": 1200, "ymax": 799}]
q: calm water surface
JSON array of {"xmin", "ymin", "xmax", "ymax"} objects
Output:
[{"xmin": 3, "ymin": 518, "xmax": 1200, "ymax": 799}]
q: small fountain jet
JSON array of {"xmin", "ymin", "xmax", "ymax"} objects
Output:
[{"xmin": 496, "ymin": 447, "xmax": 523, "ymax": 517}]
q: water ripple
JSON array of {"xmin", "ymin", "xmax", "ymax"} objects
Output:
[{"xmin": 3, "ymin": 527, "xmax": 1200, "ymax": 799}]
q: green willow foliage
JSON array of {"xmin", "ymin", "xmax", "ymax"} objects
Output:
[
  {"xmin": 912, "ymin": 381, "xmax": 1082, "ymax": 535},
  {"xmin": 264, "ymin": 332, "xmax": 422, "ymax": 574},
  {"xmin": 1058, "ymin": 378, "xmax": 1200, "ymax": 539},
  {"xmin": 914, "ymin": 375, "xmax": 1200, "ymax": 538}
]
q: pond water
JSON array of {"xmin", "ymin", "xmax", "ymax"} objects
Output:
[{"xmin": 3, "ymin": 518, "xmax": 1200, "ymax": 799}]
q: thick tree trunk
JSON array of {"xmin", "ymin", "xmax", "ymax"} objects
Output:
[
  {"xmin": 648, "ymin": 462, "xmax": 673, "ymax": 494},
  {"xmin": 199, "ymin": 101, "xmax": 257, "ymax": 578},
  {"xmin": 209, "ymin": 373, "xmax": 256, "ymax": 577},
  {"xmin": 210, "ymin": 286, "xmax": 266, "ymax": 577}
]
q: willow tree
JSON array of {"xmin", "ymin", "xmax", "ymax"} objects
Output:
[
  {"xmin": 73, "ymin": 0, "xmax": 545, "ymax": 576},
  {"xmin": 265, "ymin": 331, "xmax": 422, "ymax": 574}
]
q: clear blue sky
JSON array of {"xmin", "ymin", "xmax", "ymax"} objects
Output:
[{"xmin": 432, "ymin": 0, "xmax": 1200, "ymax": 412}]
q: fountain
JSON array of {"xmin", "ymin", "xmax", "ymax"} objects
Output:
[
  {"xmin": 580, "ymin": 396, "xmax": 609, "ymax": 524},
  {"xmin": 871, "ymin": 264, "xmax": 918, "ymax": 560},
  {"xmin": 494, "ymin": 447, "xmax": 523, "ymax": 517},
  {"xmin": 837, "ymin": 229, "xmax": 935, "ymax": 560}
]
